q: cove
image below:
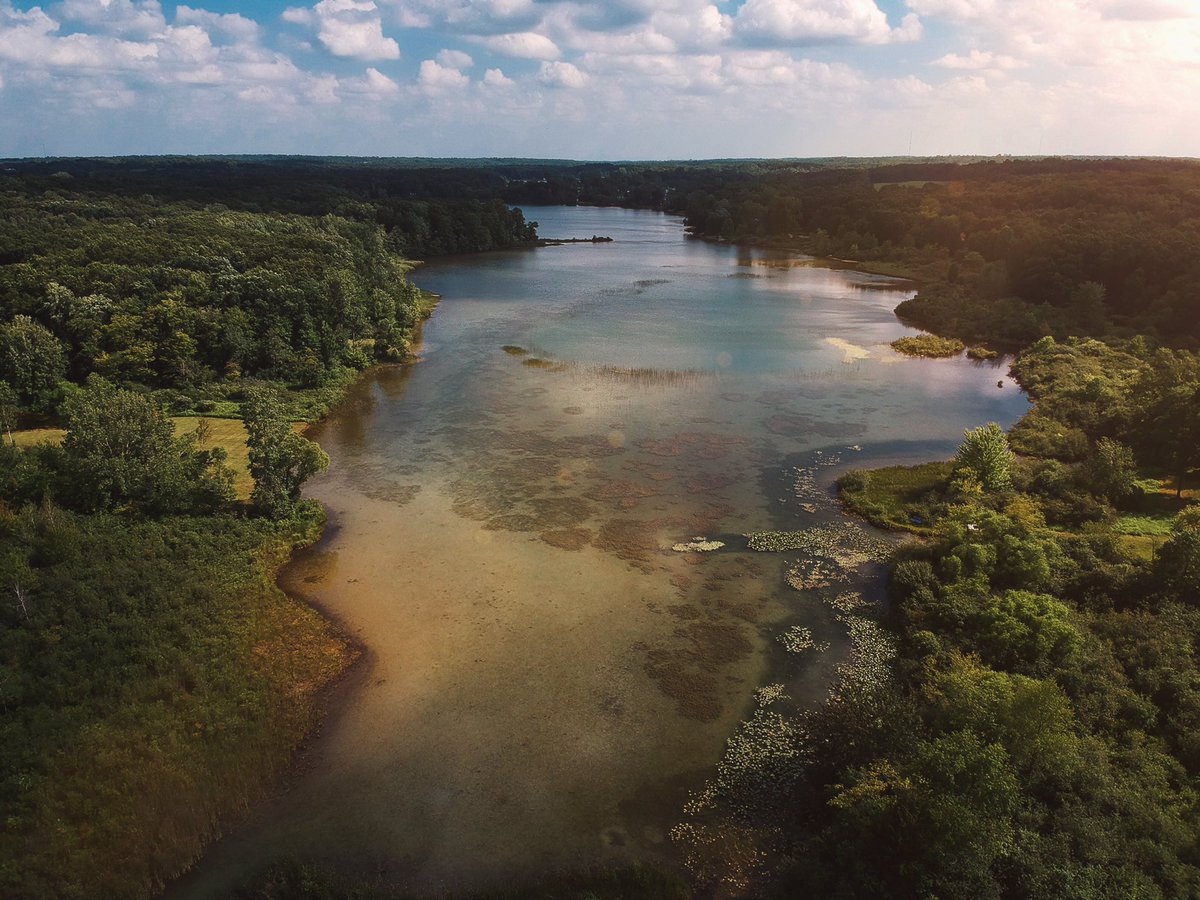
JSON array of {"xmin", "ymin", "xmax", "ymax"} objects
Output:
[{"xmin": 171, "ymin": 206, "xmax": 1027, "ymax": 896}]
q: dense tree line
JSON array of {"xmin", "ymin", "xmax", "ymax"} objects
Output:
[
  {"xmin": 2, "ymin": 158, "xmax": 538, "ymax": 259},
  {"xmin": 429, "ymin": 155, "xmax": 1200, "ymax": 348},
  {"xmin": 657, "ymin": 159, "xmax": 1200, "ymax": 348}
]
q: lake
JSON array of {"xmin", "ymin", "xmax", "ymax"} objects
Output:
[{"xmin": 172, "ymin": 206, "xmax": 1026, "ymax": 895}]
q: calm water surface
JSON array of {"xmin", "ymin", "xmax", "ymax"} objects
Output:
[{"xmin": 174, "ymin": 207, "xmax": 1026, "ymax": 895}]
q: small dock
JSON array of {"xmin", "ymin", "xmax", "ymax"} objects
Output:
[{"xmin": 537, "ymin": 235, "xmax": 614, "ymax": 246}]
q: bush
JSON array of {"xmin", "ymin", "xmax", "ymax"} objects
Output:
[{"xmin": 839, "ymin": 470, "xmax": 869, "ymax": 494}]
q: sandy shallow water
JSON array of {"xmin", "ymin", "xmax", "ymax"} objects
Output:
[{"xmin": 170, "ymin": 206, "xmax": 1026, "ymax": 896}]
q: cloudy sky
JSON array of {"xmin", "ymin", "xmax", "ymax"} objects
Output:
[{"xmin": 1, "ymin": 0, "xmax": 1197, "ymax": 159}]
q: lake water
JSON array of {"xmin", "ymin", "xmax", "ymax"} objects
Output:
[{"xmin": 172, "ymin": 206, "xmax": 1026, "ymax": 895}]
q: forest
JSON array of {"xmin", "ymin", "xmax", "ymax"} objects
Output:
[
  {"xmin": 2, "ymin": 156, "xmax": 1199, "ymax": 898},
  {"xmin": 0, "ymin": 165, "xmax": 534, "ymax": 897}
]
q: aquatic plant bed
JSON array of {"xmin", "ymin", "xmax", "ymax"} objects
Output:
[{"xmin": 745, "ymin": 525, "xmax": 891, "ymax": 565}]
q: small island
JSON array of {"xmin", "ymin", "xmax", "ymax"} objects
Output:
[{"xmin": 890, "ymin": 334, "xmax": 966, "ymax": 357}]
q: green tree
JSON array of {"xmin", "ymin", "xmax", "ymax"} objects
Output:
[
  {"xmin": 955, "ymin": 423, "xmax": 1014, "ymax": 493},
  {"xmin": 60, "ymin": 376, "xmax": 231, "ymax": 514},
  {"xmin": 1132, "ymin": 349, "xmax": 1200, "ymax": 498},
  {"xmin": 0, "ymin": 382, "xmax": 16, "ymax": 446},
  {"xmin": 1153, "ymin": 529, "xmax": 1200, "ymax": 602},
  {"xmin": 1082, "ymin": 437, "xmax": 1137, "ymax": 502},
  {"xmin": 972, "ymin": 590, "xmax": 1078, "ymax": 674},
  {"xmin": 242, "ymin": 384, "xmax": 328, "ymax": 518},
  {"xmin": 0, "ymin": 316, "xmax": 66, "ymax": 412},
  {"xmin": 828, "ymin": 729, "xmax": 1019, "ymax": 898}
]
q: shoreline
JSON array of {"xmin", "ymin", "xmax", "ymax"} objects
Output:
[{"xmin": 164, "ymin": 293, "xmax": 440, "ymax": 897}]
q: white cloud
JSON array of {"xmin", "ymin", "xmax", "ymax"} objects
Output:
[
  {"xmin": 482, "ymin": 67, "xmax": 513, "ymax": 87},
  {"xmin": 54, "ymin": 0, "xmax": 166, "ymax": 37},
  {"xmin": 383, "ymin": 0, "xmax": 540, "ymax": 34},
  {"xmin": 559, "ymin": 26, "xmax": 677, "ymax": 56},
  {"xmin": 284, "ymin": 0, "xmax": 400, "ymax": 60},
  {"xmin": 652, "ymin": 5, "xmax": 732, "ymax": 49},
  {"xmin": 175, "ymin": 6, "xmax": 260, "ymax": 43},
  {"xmin": 933, "ymin": 48, "xmax": 1024, "ymax": 70},
  {"xmin": 482, "ymin": 31, "xmax": 560, "ymax": 60},
  {"xmin": 281, "ymin": 6, "xmax": 312, "ymax": 25},
  {"xmin": 908, "ymin": 0, "xmax": 1200, "ymax": 68},
  {"xmin": 735, "ymin": 0, "xmax": 919, "ymax": 45},
  {"xmin": 1095, "ymin": 0, "xmax": 1195, "ymax": 20},
  {"xmin": 579, "ymin": 50, "xmax": 722, "ymax": 92},
  {"xmin": 537, "ymin": 59, "xmax": 587, "ymax": 88},
  {"xmin": 307, "ymin": 73, "xmax": 339, "ymax": 102},
  {"xmin": 418, "ymin": 58, "xmax": 469, "ymax": 89},
  {"xmin": 360, "ymin": 65, "xmax": 400, "ymax": 93},
  {"xmin": 2, "ymin": 0, "xmax": 1200, "ymax": 160},
  {"xmin": 436, "ymin": 48, "xmax": 473, "ymax": 69}
]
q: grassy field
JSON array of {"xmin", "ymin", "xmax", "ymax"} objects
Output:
[
  {"xmin": 9, "ymin": 417, "xmax": 310, "ymax": 502},
  {"xmin": 837, "ymin": 461, "xmax": 953, "ymax": 533},
  {"xmin": 1113, "ymin": 514, "xmax": 1176, "ymax": 537},
  {"xmin": 10, "ymin": 426, "xmax": 66, "ymax": 448},
  {"xmin": 174, "ymin": 417, "xmax": 255, "ymax": 499}
]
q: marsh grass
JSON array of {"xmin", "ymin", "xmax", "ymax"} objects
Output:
[
  {"xmin": 890, "ymin": 335, "xmax": 965, "ymax": 358},
  {"xmin": 837, "ymin": 461, "xmax": 953, "ymax": 532},
  {"xmin": 1, "ymin": 506, "xmax": 354, "ymax": 899}
]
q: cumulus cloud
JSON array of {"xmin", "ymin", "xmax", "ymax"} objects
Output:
[
  {"xmin": 933, "ymin": 49, "xmax": 1025, "ymax": 70},
  {"xmin": 482, "ymin": 31, "xmax": 560, "ymax": 60},
  {"xmin": 482, "ymin": 67, "xmax": 513, "ymax": 87},
  {"xmin": 652, "ymin": 5, "xmax": 732, "ymax": 49},
  {"xmin": 1094, "ymin": 0, "xmax": 1195, "ymax": 20},
  {"xmin": 383, "ymin": 0, "xmax": 540, "ymax": 35},
  {"xmin": 357, "ymin": 66, "xmax": 401, "ymax": 93},
  {"xmin": 283, "ymin": 0, "xmax": 400, "ymax": 60},
  {"xmin": 735, "ymin": 0, "xmax": 920, "ymax": 45},
  {"xmin": 908, "ymin": 0, "xmax": 1200, "ymax": 68},
  {"xmin": 175, "ymin": 6, "xmax": 260, "ymax": 43},
  {"xmin": 2, "ymin": 0, "xmax": 1200, "ymax": 160},
  {"xmin": 418, "ymin": 58, "xmax": 469, "ymax": 90},
  {"xmin": 537, "ymin": 59, "xmax": 587, "ymax": 88},
  {"xmin": 54, "ymin": 0, "xmax": 166, "ymax": 37},
  {"xmin": 558, "ymin": 26, "xmax": 677, "ymax": 56},
  {"xmin": 579, "ymin": 50, "xmax": 723, "ymax": 92},
  {"xmin": 435, "ymin": 48, "xmax": 473, "ymax": 69},
  {"xmin": 0, "ymin": 1, "xmax": 304, "ymax": 99}
]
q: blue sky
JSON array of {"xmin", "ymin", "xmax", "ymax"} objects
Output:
[{"xmin": 1, "ymin": 0, "xmax": 1197, "ymax": 159}]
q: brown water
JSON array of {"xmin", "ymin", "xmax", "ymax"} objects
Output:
[{"xmin": 172, "ymin": 207, "xmax": 1026, "ymax": 896}]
